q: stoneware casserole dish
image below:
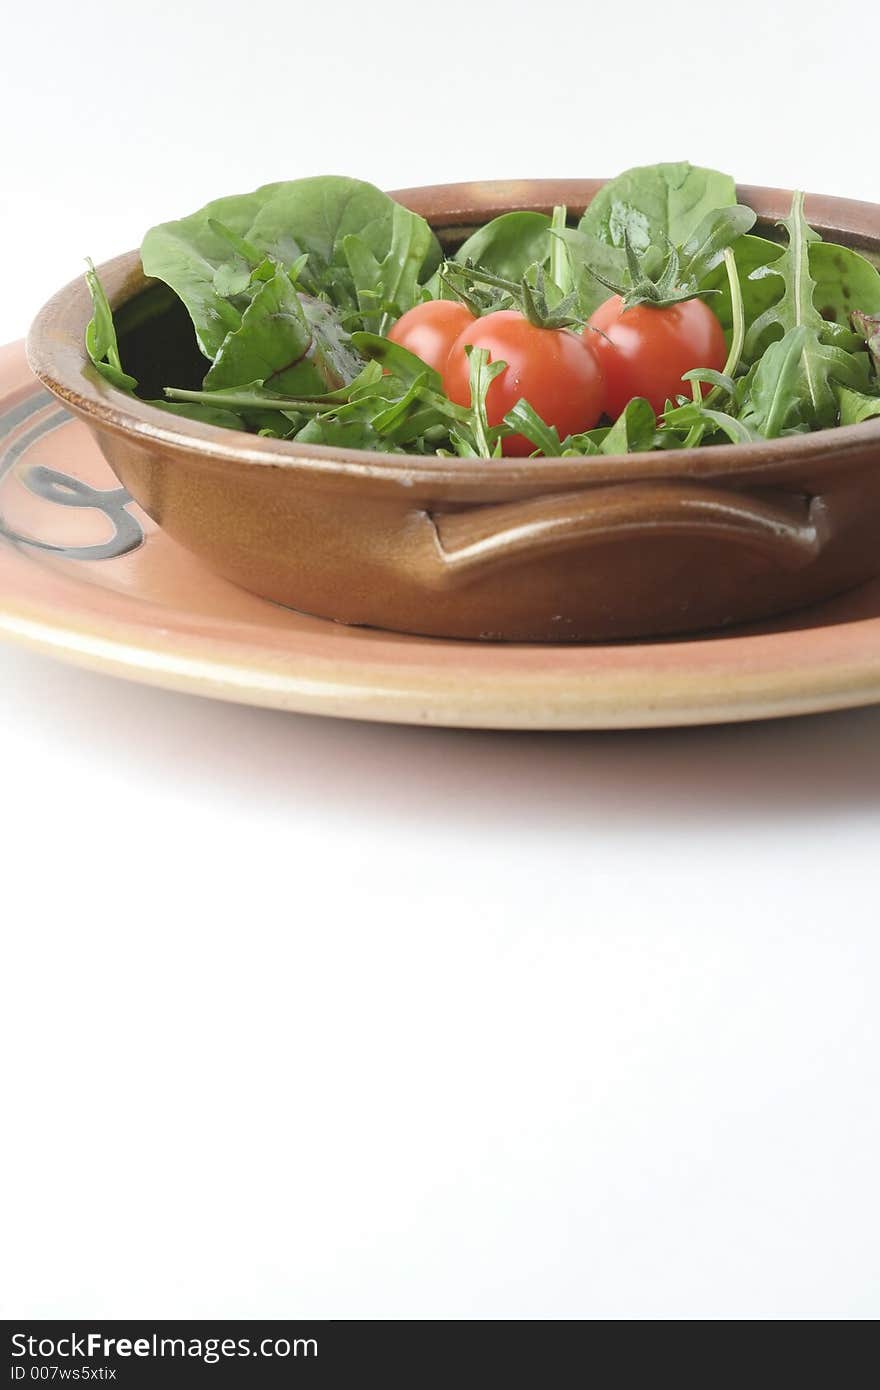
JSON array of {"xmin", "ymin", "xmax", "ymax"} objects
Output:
[{"xmin": 26, "ymin": 180, "xmax": 880, "ymax": 642}]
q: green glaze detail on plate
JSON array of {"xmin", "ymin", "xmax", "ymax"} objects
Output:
[{"xmin": 0, "ymin": 389, "xmax": 144, "ymax": 561}]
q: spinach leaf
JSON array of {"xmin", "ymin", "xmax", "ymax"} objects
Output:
[
  {"xmin": 301, "ymin": 297, "xmax": 365, "ymax": 388},
  {"xmin": 199, "ymin": 256, "xmax": 363, "ymax": 396},
  {"xmin": 811, "ymin": 244, "xmax": 880, "ymax": 340},
  {"xmin": 579, "ymin": 162, "xmax": 737, "ymax": 252},
  {"xmin": 678, "ymin": 204, "xmax": 757, "ymax": 285},
  {"xmin": 552, "ymin": 227, "xmax": 630, "ymax": 317},
  {"xmin": 558, "ymin": 188, "xmax": 752, "ymax": 316},
  {"xmin": 203, "ymin": 263, "xmax": 317, "ymax": 393},
  {"xmin": 343, "ymin": 202, "xmax": 436, "ymax": 333},
  {"xmin": 700, "ymin": 234, "xmax": 783, "ymax": 349},
  {"xmin": 141, "ymin": 177, "xmax": 439, "ymax": 358},
  {"xmin": 455, "ymin": 212, "xmax": 552, "ymax": 280}
]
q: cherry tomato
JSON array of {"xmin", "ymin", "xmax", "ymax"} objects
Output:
[
  {"xmin": 442, "ymin": 309, "xmax": 605, "ymax": 456},
  {"xmin": 588, "ymin": 294, "xmax": 727, "ymax": 419},
  {"xmin": 387, "ymin": 300, "xmax": 475, "ymax": 374}
]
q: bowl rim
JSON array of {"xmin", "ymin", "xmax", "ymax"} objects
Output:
[{"xmin": 25, "ymin": 178, "xmax": 880, "ymax": 489}]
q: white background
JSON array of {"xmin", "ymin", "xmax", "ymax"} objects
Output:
[{"xmin": 1, "ymin": 0, "xmax": 879, "ymax": 1320}]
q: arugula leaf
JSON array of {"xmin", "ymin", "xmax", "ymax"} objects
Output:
[
  {"xmin": 837, "ymin": 385, "xmax": 880, "ymax": 425},
  {"xmin": 350, "ymin": 331, "xmax": 444, "ymax": 390},
  {"xmin": 702, "ymin": 232, "xmax": 880, "ymax": 359},
  {"xmin": 743, "ymin": 325, "xmax": 863, "ymax": 436},
  {"xmin": 592, "ymin": 397, "xmax": 658, "ymax": 454},
  {"xmin": 503, "ymin": 400, "xmax": 562, "ymax": 456},
  {"xmin": 292, "ymin": 415, "xmax": 389, "ymax": 451},
  {"xmin": 580, "ymin": 162, "xmax": 737, "ymax": 253},
  {"xmin": 84, "ymin": 259, "xmax": 138, "ymax": 392},
  {"xmin": 729, "ymin": 194, "xmax": 871, "ymax": 434},
  {"xmin": 557, "ymin": 399, "xmax": 658, "ymax": 456},
  {"xmin": 146, "ymin": 399, "xmax": 246, "ymax": 431},
  {"xmin": 141, "ymin": 177, "xmax": 439, "ymax": 358},
  {"xmin": 453, "ymin": 347, "xmax": 506, "ymax": 458},
  {"xmin": 662, "ymin": 399, "xmax": 757, "ymax": 445},
  {"xmin": 743, "ymin": 192, "xmax": 827, "ymax": 355},
  {"xmin": 455, "ymin": 212, "xmax": 552, "ymax": 280}
]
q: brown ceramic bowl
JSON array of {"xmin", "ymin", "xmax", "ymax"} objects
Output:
[{"xmin": 26, "ymin": 179, "xmax": 880, "ymax": 642}]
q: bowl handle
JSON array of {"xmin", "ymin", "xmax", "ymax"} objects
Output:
[{"xmin": 428, "ymin": 483, "xmax": 829, "ymax": 585}]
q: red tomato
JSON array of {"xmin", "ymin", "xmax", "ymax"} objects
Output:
[
  {"xmin": 442, "ymin": 309, "xmax": 604, "ymax": 456},
  {"xmin": 588, "ymin": 294, "xmax": 727, "ymax": 418},
  {"xmin": 387, "ymin": 300, "xmax": 475, "ymax": 374}
]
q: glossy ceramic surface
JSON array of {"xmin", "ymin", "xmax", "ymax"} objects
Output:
[
  {"xmin": 25, "ymin": 180, "xmax": 880, "ymax": 643},
  {"xmin": 3, "ymin": 341, "xmax": 880, "ymax": 727}
]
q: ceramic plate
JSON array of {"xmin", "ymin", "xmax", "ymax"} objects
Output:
[{"xmin": 3, "ymin": 340, "xmax": 880, "ymax": 729}]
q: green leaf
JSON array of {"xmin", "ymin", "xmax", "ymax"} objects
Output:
[
  {"xmin": 141, "ymin": 177, "xmax": 439, "ymax": 359},
  {"xmin": 837, "ymin": 385, "xmax": 880, "ymax": 425},
  {"xmin": 349, "ymin": 331, "xmax": 443, "ymax": 391},
  {"xmin": 146, "ymin": 399, "xmax": 246, "ymax": 431},
  {"xmin": 580, "ymin": 162, "xmax": 737, "ymax": 253},
  {"xmin": 852, "ymin": 309, "xmax": 880, "ymax": 379},
  {"xmin": 811, "ymin": 244, "xmax": 880, "ymax": 345},
  {"xmin": 563, "ymin": 398, "xmax": 658, "ymax": 455},
  {"xmin": 84, "ymin": 259, "xmax": 138, "ymax": 392},
  {"xmin": 293, "ymin": 415, "xmax": 388, "ymax": 451},
  {"xmin": 682, "ymin": 367, "xmax": 738, "ymax": 399},
  {"xmin": 662, "ymin": 399, "xmax": 757, "ymax": 445},
  {"xmin": 743, "ymin": 192, "xmax": 825, "ymax": 355},
  {"xmin": 455, "ymin": 211, "xmax": 552, "ymax": 280},
  {"xmin": 344, "ymin": 201, "xmax": 436, "ymax": 333},
  {"xmin": 301, "ymin": 297, "xmax": 364, "ymax": 389},
  {"xmin": 744, "ymin": 325, "xmax": 864, "ymax": 436},
  {"xmin": 678, "ymin": 204, "xmax": 757, "ymax": 285},
  {"xmin": 203, "ymin": 264, "xmax": 318, "ymax": 394},
  {"xmin": 700, "ymin": 234, "xmax": 783, "ymax": 349},
  {"xmin": 503, "ymin": 400, "xmax": 562, "ymax": 456},
  {"xmin": 458, "ymin": 346, "xmax": 506, "ymax": 459},
  {"xmin": 552, "ymin": 227, "xmax": 630, "ymax": 317},
  {"xmin": 594, "ymin": 397, "xmax": 658, "ymax": 454}
]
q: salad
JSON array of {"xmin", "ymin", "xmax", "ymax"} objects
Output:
[{"xmin": 85, "ymin": 162, "xmax": 880, "ymax": 458}]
